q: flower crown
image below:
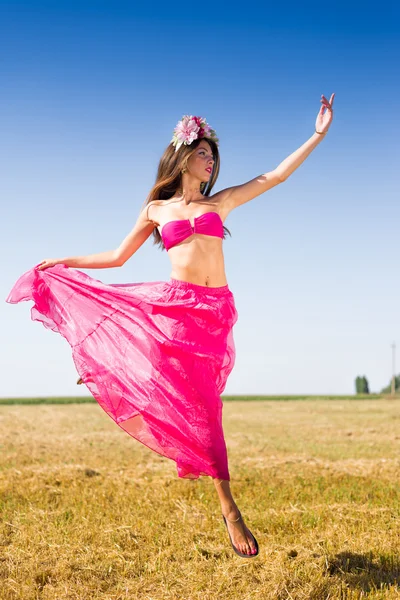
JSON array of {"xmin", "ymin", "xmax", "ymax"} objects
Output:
[{"xmin": 171, "ymin": 115, "xmax": 219, "ymax": 152}]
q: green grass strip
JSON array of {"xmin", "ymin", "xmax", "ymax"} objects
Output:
[{"xmin": 0, "ymin": 393, "xmax": 395, "ymax": 405}]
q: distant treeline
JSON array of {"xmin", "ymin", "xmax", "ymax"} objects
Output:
[{"xmin": 355, "ymin": 374, "xmax": 400, "ymax": 394}]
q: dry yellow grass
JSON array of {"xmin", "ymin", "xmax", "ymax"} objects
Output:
[{"xmin": 1, "ymin": 399, "xmax": 400, "ymax": 599}]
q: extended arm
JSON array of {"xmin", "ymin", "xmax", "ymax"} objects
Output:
[
  {"xmin": 219, "ymin": 93, "xmax": 335, "ymax": 214},
  {"xmin": 275, "ymin": 131, "xmax": 327, "ymax": 181},
  {"xmin": 37, "ymin": 203, "xmax": 156, "ymax": 270}
]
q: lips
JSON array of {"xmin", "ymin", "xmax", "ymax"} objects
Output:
[{"xmin": 205, "ymin": 167, "xmax": 212, "ymax": 173}]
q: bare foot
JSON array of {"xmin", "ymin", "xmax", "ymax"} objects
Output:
[{"xmin": 223, "ymin": 506, "xmax": 258, "ymax": 556}]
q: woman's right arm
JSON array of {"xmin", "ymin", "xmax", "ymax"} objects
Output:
[{"xmin": 37, "ymin": 203, "xmax": 157, "ymax": 271}]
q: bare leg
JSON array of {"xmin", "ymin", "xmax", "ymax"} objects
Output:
[{"xmin": 213, "ymin": 478, "xmax": 257, "ymax": 556}]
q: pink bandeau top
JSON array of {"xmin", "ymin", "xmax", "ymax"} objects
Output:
[{"xmin": 160, "ymin": 211, "xmax": 224, "ymax": 251}]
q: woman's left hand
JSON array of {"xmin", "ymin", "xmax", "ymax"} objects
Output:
[{"xmin": 315, "ymin": 93, "xmax": 335, "ymax": 134}]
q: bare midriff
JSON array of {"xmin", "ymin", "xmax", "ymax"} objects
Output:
[
  {"xmin": 166, "ymin": 235, "xmax": 228, "ymax": 287},
  {"xmin": 151, "ymin": 198, "xmax": 229, "ymax": 288}
]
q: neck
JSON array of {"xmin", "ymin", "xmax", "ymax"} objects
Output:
[{"xmin": 179, "ymin": 176, "xmax": 204, "ymax": 204}]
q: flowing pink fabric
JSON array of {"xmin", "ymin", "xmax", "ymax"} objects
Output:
[{"xmin": 6, "ymin": 264, "xmax": 238, "ymax": 480}]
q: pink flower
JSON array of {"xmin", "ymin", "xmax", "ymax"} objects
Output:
[
  {"xmin": 171, "ymin": 115, "xmax": 219, "ymax": 151},
  {"xmin": 201, "ymin": 122, "xmax": 212, "ymax": 137},
  {"xmin": 172, "ymin": 116, "xmax": 200, "ymax": 151}
]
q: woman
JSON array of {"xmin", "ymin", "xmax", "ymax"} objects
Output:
[{"xmin": 6, "ymin": 94, "xmax": 335, "ymax": 558}]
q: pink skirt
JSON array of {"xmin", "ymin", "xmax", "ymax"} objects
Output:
[{"xmin": 6, "ymin": 264, "xmax": 238, "ymax": 481}]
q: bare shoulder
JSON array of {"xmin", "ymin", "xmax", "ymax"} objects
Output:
[
  {"xmin": 143, "ymin": 199, "xmax": 167, "ymax": 226},
  {"xmin": 207, "ymin": 189, "xmax": 232, "ymax": 221}
]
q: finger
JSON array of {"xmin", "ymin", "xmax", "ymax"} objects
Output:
[
  {"xmin": 321, "ymin": 95, "xmax": 332, "ymax": 109},
  {"xmin": 323, "ymin": 93, "xmax": 335, "ymax": 110},
  {"xmin": 321, "ymin": 100, "xmax": 332, "ymax": 112}
]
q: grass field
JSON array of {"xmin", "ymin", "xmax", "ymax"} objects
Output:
[{"xmin": 1, "ymin": 398, "xmax": 400, "ymax": 599}]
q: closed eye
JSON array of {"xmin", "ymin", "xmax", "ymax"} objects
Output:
[{"xmin": 199, "ymin": 151, "xmax": 213, "ymax": 161}]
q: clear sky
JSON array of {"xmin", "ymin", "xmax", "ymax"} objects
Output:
[{"xmin": 1, "ymin": 1, "xmax": 399, "ymax": 397}]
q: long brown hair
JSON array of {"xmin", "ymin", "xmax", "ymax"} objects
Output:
[{"xmin": 143, "ymin": 137, "xmax": 231, "ymax": 250}]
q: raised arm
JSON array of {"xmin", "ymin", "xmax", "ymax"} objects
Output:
[
  {"xmin": 218, "ymin": 93, "xmax": 335, "ymax": 215},
  {"xmin": 37, "ymin": 202, "xmax": 157, "ymax": 270}
]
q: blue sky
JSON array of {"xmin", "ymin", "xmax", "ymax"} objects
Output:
[{"xmin": 1, "ymin": 1, "xmax": 399, "ymax": 397}]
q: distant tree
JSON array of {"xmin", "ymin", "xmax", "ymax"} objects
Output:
[
  {"xmin": 380, "ymin": 374, "xmax": 400, "ymax": 394},
  {"xmin": 355, "ymin": 375, "xmax": 370, "ymax": 394}
]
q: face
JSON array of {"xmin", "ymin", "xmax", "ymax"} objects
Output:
[{"xmin": 186, "ymin": 140, "xmax": 214, "ymax": 182}]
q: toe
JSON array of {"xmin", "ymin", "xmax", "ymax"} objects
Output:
[{"xmin": 248, "ymin": 535, "xmax": 257, "ymax": 555}]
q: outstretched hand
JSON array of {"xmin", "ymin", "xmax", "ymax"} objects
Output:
[
  {"xmin": 37, "ymin": 259, "xmax": 61, "ymax": 270},
  {"xmin": 316, "ymin": 93, "xmax": 335, "ymax": 134}
]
